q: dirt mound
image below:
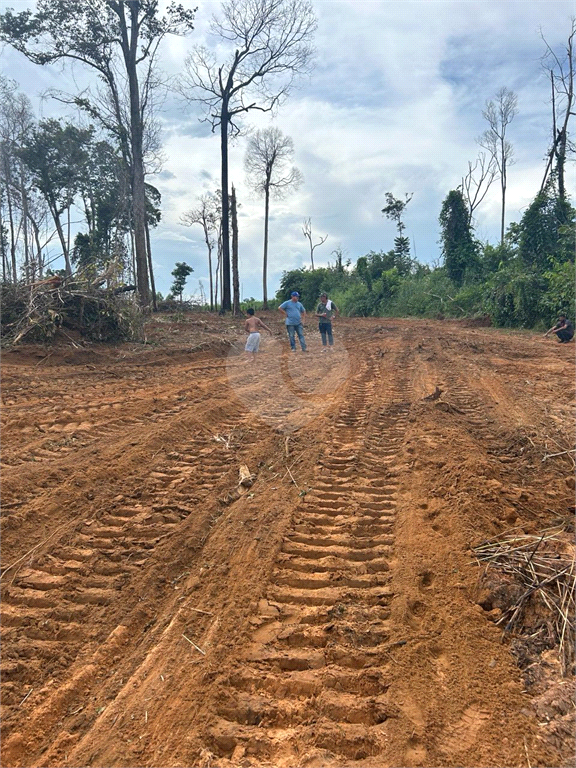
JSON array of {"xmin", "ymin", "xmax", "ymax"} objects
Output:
[{"xmin": 1, "ymin": 316, "xmax": 574, "ymax": 767}]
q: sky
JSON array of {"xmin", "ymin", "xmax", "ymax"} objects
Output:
[{"xmin": 1, "ymin": 0, "xmax": 574, "ymax": 300}]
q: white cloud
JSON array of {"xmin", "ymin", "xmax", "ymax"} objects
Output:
[{"xmin": 2, "ymin": 0, "xmax": 574, "ymax": 297}]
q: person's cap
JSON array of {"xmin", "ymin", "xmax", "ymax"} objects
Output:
[{"xmin": 291, "ymin": 291, "xmax": 300, "ymax": 297}]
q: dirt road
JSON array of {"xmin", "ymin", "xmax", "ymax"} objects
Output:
[{"xmin": 1, "ymin": 316, "xmax": 574, "ymax": 767}]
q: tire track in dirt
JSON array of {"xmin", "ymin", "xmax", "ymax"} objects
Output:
[
  {"xmin": 200, "ymin": 349, "xmax": 413, "ymax": 766},
  {"xmin": 0, "ymin": 398, "xmax": 251, "ymax": 742},
  {"xmin": 1, "ymin": 368, "xmax": 232, "ymax": 471}
]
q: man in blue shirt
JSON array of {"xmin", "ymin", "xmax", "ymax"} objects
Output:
[{"xmin": 278, "ymin": 291, "xmax": 307, "ymax": 351}]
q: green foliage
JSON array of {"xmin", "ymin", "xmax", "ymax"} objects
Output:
[
  {"xmin": 517, "ymin": 180, "xmax": 575, "ymax": 270},
  {"xmin": 539, "ymin": 259, "xmax": 576, "ymax": 320},
  {"xmin": 484, "ymin": 262, "xmax": 547, "ymax": 327},
  {"xmin": 387, "ymin": 269, "xmax": 456, "ymax": 317},
  {"xmin": 276, "ymin": 265, "xmax": 351, "ymax": 309},
  {"xmin": 19, "ymin": 118, "xmax": 92, "ymax": 215},
  {"xmin": 439, "ymin": 189, "xmax": 480, "ymax": 285},
  {"xmin": 335, "ymin": 282, "xmax": 376, "ymax": 317},
  {"xmin": 240, "ymin": 298, "xmax": 279, "ymax": 312},
  {"xmin": 170, "ymin": 262, "xmax": 193, "ymax": 303},
  {"xmin": 479, "ymin": 242, "xmax": 514, "ymax": 276}
]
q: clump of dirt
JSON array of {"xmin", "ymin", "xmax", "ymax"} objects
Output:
[{"xmin": 458, "ymin": 315, "xmax": 492, "ymax": 327}]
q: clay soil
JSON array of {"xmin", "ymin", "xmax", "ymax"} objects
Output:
[{"xmin": 1, "ymin": 314, "xmax": 574, "ymax": 768}]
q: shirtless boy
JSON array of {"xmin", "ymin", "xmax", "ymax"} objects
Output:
[{"xmin": 244, "ymin": 308, "xmax": 273, "ymax": 363}]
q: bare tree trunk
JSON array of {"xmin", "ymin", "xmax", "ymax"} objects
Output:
[
  {"xmin": 214, "ymin": 254, "xmax": 219, "ymax": 308},
  {"xmin": 263, "ymin": 182, "xmax": 270, "ymax": 309},
  {"xmin": 145, "ymin": 219, "xmax": 157, "ymax": 311},
  {"xmin": 200, "ymin": 218, "xmax": 214, "ymax": 310},
  {"xmin": 208, "ymin": 244, "xmax": 214, "ymax": 311},
  {"xmin": 5, "ymin": 172, "xmax": 17, "ymax": 283},
  {"xmin": 129, "ymin": 216, "xmax": 136, "ymax": 287},
  {"xmin": 220, "ymin": 102, "xmax": 231, "ymax": 311},
  {"xmin": 119, "ymin": 0, "xmax": 150, "ymax": 307},
  {"xmin": 49, "ymin": 200, "xmax": 73, "ymax": 276},
  {"xmin": 66, "ymin": 192, "xmax": 71, "ymax": 258},
  {"xmin": 231, "ymin": 184, "xmax": 240, "ymax": 315},
  {"xmin": 0, "ymin": 200, "xmax": 8, "ymax": 282},
  {"xmin": 20, "ymin": 163, "xmax": 30, "ymax": 281},
  {"xmin": 28, "ymin": 213, "xmax": 43, "ymax": 278},
  {"xmin": 500, "ymin": 134, "xmax": 507, "ymax": 246}
]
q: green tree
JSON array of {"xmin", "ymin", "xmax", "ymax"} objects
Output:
[
  {"xmin": 74, "ymin": 138, "xmax": 129, "ymax": 271},
  {"xmin": 170, "ymin": 261, "xmax": 193, "ymax": 304},
  {"xmin": 540, "ymin": 259, "xmax": 576, "ymax": 320},
  {"xmin": 439, "ymin": 189, "xmax": 480, "ymax": 286},
  {"xmin": 20, "ymin": 119, "xmax": 92, "ymax": 276},
  {"xmin": 485, "ymin": 262, "xmax": 546, "ymax": 327},
  {"xmin": 1, "ymin": 0, "xmax": 196, "ymax": 306},
  {"xmin": 517, "ymin": 179, "xmax": 575, "ymax": 271},
  {"xmin": 381, "ymin": 191, "xmax": 413, "ymax": 275}
]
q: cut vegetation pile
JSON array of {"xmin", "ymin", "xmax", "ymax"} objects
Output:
[{"xmin": 1, "ymin": 280, "xmax": 141, "ymax": 346}]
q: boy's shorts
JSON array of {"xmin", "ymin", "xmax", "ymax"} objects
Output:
[{"xmin": 245, "ymin": 332, "xmax": 261, "ymax": 352}]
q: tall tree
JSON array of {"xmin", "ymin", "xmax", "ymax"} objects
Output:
[
  {"xmin": 302, "ymin": 218, "xmax": 327, "ymax": 270},
  {"xmin": 540, "ymin": 20, "xmax": 576, "ymax": 201},
  {"xmin": 517, "ymin": 177, "xmax": 575, "ymax": 271},
  {"xmin": 170, "ymin": 261, "xmax": 193, "ymax": 304},
  {"xmin": 20, "ymin": 119, "xmax": 92, "ymax": 277},
  {"xmin": 381, "ymin": 191, "xmax": 413, "ymax": 274},
  {"xmin": 75, "ymin": 138, "xmax": 130, "ymax": 272},
  {"xmin": 0, "ymin": 0, "xmax": 196, "ymax": 306},
  {"xmin": 181, "ymin": 192, "xmax": 220, "ymax": 311},
  {"xmin": 477, "ymin": 87, "xmax": 518, "ymax": 245},
  {"xmin": 245, "ymin": 126, "xmax": 302, "ymax": 308},
  {"xmin": 179, "ymin": 0, "xmax": 316, "ymax": 311},
  {"xmin": 230, "ymin": 184, "xmax": 240, "ymax": 315},
  {"xmin": 439, "ymin": 189, "xmax": 479, "ymax": 286}
]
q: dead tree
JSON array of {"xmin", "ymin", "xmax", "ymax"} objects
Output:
[
  {"xmin": 179, "ymin": 0, "xmax": 316, "ymax": 311},
  {"xmin": 245, "ymin": 126, "xmax": 302, "ymax": 308},
  {"xmin": 302, "ymin": 218, "xmax": 327, "ymax": 270},
  {"xmin": 540, "ymin": 20, "xmax": 576, "ymax": 200},
  {"xmin": 477, "ymin": 87, "xmax": 518, "ymax": 245},
  {"xmin": 231, "ymin": 184, "xmax": 240, "ymax": 315},
  {"xmin": 181, "ymin": 192, "xmax": 220, "ymax": 311},
  {"xmin": 461, "ymin": 152, "xmax": 497, "ymax": 222}
]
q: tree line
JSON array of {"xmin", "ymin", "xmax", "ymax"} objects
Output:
[
  {"xmin": 273, "ymin": 24, "xmax": 575, "ymax": 328},
  {"xmin": 0, "ymin": 0, "xmax": 316, "ymax": 311},
  {"xmin": 0, "ymin": 2, "xmax": 573, "ymax": 330}
]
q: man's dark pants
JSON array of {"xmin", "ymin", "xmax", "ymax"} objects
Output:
[
  {"xmin": 319, "ymin": 322, "xmax": 333, "ymax": 346},
  {"xmin": 555, "ymin": 329, "xmax": 574, "ymax": 342}
]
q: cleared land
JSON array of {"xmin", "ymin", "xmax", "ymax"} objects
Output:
[{"xmin": 1, "ymin": 315, "xmax": 574, "ymax": 768}]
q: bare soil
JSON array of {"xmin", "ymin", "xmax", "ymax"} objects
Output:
[{"xmin": 1, "ymin": 314, "xmax": 574, "ymax": 768}]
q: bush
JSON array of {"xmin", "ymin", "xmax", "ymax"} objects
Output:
[
  {"xmin": 485, "ymin": 263, "xmax": 546, "ymax": 327},
  {"xmin": 539, "ymin": 259, "xmax": 576, "ymax": 322}
]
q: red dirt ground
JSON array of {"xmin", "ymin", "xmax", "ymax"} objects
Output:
[{"xmin": 1, "ymin": 314, "xmax": 574, "ymax": 768}]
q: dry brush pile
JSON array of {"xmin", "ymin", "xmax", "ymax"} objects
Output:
[
  {"xmin": 474, "ymin": 526, "xmax": 575, "ymax": 674},
  {"xmin": 1, "ymin": 278, "xmax": 142, "ymax": 347}
]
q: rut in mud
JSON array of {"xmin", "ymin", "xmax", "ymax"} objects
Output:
[{"xmin": 1, "ymin": 316, "xmax": 574, "ymax": 768}]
